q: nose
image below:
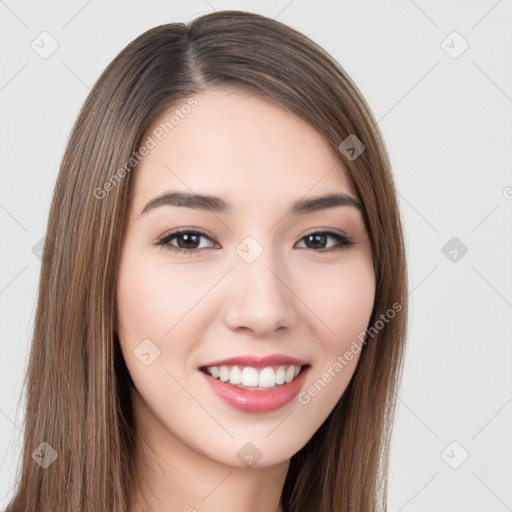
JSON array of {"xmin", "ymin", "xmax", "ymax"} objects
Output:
[{"xmin": 222, "ymin": 253, "xmax": 298, "ymax": 336}]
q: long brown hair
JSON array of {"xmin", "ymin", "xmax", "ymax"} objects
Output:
[{"xmin": 7, "ymin": 10, "xmax": 408, "ymax": 512}]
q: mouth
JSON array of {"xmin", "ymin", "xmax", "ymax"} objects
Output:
[
  {"xmin": 199, "ymin": 362, "xmax": 312, "ymax": 413},
  {"xmin": 199, "ymin": 363, "xmax": 311, "ymax": 391}
]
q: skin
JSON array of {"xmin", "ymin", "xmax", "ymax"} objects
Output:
[{"xmin": 116, "ymin": 88, "xmax": 376, "ymax": 512}]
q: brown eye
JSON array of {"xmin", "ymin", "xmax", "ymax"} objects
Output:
[
  {"xmin": 155, "ymin": 230, "xmax": 217, "ymax": 255},
  {"xmin": 296, "ymin": 231, "xmax": 354, "ymax": 252}
]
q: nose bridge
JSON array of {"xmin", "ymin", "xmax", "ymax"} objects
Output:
[{"xmin": 223, "ymin": 235, "xmax": 296, "ymax": 333}]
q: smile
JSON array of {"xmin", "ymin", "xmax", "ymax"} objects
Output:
[
  {"xmin": 200, "ymin": 364, "xmax": 306, "ymax": 390},
  {"xmin": 199, "ymin": 364, "xmax": 312, "ymax": 413}
]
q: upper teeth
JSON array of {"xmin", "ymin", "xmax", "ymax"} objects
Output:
[{"xmin": 205, "ymin": 365, "xmax": 302, "ymax": 388}]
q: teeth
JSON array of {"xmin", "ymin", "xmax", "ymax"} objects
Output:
[
  {"xmin": 275, "ymin": 367, "xmax": 285, "ymax": 385},
  {"xmin": 204, "ymin": 365, "xmax": 304, "ymax": 388},
  {"xmin": 242, "ymin": 367, "xmax": 259, "ymax": 387},
  {"xmin": 229, "ymin": 366, "xmax": 242, "ymax": 384},
  {"xmin": 219, "ymin": 366, "xmax": 230, "ymax": 382}
]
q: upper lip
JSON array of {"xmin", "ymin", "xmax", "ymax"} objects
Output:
[{"xmin": 199, "ymin": 354, "xmax": 310, "ymax": 369}]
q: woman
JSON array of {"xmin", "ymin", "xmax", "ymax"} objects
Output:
[{"xmin": 7, "ymin": 10, "xmax": 408, "ymax": 512}]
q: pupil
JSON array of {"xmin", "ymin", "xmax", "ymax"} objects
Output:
[
  {"xmin": 308, "ymin": 234, "xmax": 325, "ymax": 249},
  {"xmin": 180, "ymin": 234, "xmax": 199, "ymax": 249}
]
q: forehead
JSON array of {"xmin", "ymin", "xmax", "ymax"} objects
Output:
[{"xmin": 129, "ymin": 89, "xmax": 357, "ymax": 215}]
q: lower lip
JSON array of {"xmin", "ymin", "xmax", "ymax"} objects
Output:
[{"xmin": 199, "ymin": 366, "xmax": 311, "ymax": 413}]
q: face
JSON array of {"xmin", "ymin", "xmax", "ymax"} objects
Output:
[{"xmin": 116, "ymin": 88, "xmax": 375, "ymax": 470}]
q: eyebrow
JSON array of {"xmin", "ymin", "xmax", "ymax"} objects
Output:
[{"xmin": 139, "ymin": 190, "xmax": 362, "ymax": 218}]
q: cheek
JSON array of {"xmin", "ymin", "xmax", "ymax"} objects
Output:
[
  {"xmin": 295, "ymin": 259, "xmax": 375, "ymax": 421},
  {"xmin": 332, "ymin": 268, "xmax": 375, "ymax": 339},
  {"xmin": 115, "ymin": 257, "xmax": 202, "ymax": 410},
  {"xmin": 116, "ymin": 254, "xmax": 220, "ymax": 393},
  {"xmin": 117, "ymin": 257, "xmax": 205, "ymax": 341},
  {"xmin": 301, "ymin": 255, "xmax": 376, "ymax": 347}
]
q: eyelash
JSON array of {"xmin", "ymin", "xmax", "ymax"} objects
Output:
[{"xmin": 154, "ymin": 229, "xmax": 355, "ymax": 257}]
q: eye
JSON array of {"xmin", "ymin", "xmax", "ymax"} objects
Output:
[
  {"xmin": 154, "ymin": 229, "xmax": 355, "ymax": 256},
  {"xmin": 294, "ymin": 231, "xmax": 355, "ymax": 252},
  {"xmin": 154, "ymin": 229, "xmax": 217, "ymax": 257}
]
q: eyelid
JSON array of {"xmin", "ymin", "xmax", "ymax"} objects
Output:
[{"xmin": 301, "ymin": 226, "xmax": 350, "ymax": 238}]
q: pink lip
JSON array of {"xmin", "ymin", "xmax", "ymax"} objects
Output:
[
  {"xmin": 199, "ymin": 365, "xmax": 311, "ymax": 413},
  {"xmin": 199, "ymin": 354, "xmax": 309, "ymax": 369}
]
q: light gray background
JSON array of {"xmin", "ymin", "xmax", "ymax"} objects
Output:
[{"xmin": 1, "ymin": 1, "xmax": 511, "ymax": 510}]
